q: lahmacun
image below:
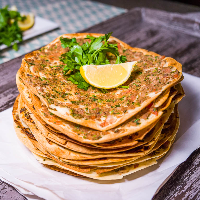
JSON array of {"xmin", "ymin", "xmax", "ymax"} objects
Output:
[{"xmin": 13, "ymin": 33, "xmax": 184, "ymax": 180}]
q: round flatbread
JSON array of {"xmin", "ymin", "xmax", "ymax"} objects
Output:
[{"xmin": 19, "ymin": 33, "xmax": 182, "ymax": 132}]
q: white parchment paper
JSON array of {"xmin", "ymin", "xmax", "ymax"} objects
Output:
[{"xmin": 0, "ymin": 72, "xmax": 200, "ymax": 200}]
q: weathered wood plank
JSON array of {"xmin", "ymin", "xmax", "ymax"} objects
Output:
[
  {"xmin": 153, "ymin": 147, "xmax": 200, "ymax": 200},
  {"xmin": 0, "ymin": 55, "xmax": 24, "ymax": 112},
  {"xmin": 0, "ymin": 179, "xmax": 27, "ymax": 200}
]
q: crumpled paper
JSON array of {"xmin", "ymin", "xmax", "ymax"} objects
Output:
[{"xmin": 0, "ymin": 72, "xmax": 200, "ymax": 200}]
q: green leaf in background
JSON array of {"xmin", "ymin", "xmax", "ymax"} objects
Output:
[
  {"xmin": 12, "ymin": 42, "xmax": 18, "ymax": 51},
  {"xmin": 0, "ymin": 5, "xmax": 25, "ymax": 51},
  {"xmin": 115, "ymin": 55, "xmax": 127, "ymax": 64}
]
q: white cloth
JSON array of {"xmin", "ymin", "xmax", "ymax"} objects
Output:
[{"xmin": 0, "ymin": 72, "xmax": 200, "ymax": 200}]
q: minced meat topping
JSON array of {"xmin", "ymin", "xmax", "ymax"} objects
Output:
[{"xmin": 23, "ymin": 38, "xmax": 180, "ymax": 122}]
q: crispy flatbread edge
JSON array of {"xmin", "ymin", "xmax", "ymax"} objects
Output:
[
  {"xmin": 20, "ymin": 33, "xmax": 183, "ymax": 131},
  {"xmin": 13, "ymin": 96, "xmax": 178, "ymax": 180},
  {"xmin": 13, "ymin": 102, "xmax": 156, "ymax": 180},
  {"xmin": 34, "ymin": 153, "xmax": 157, "ymax": 180},
  {"xmin": 13, "ymin": 108, "xmax": 83, "ymax": 177},
  {"xmin": 35, "ymin": 123, "xmax": 177, "ymax": 179},
  {"xmin": 20, "ymin": 91, "xmax": 142, "ymax": 155},
  {"xmin": 17, "ymin": 69, "xmax": 180, "ymax": 145},
  {"xmin": 18, "ymin": 104, "xmax": 156, "ymax": 160},
  {"xmin": 18, "ymin": 92, "xmax": 177, "ymax": 160},
  {"xmin": 16, "ymin": 95, "xmax": 164, "ymax": 163}
]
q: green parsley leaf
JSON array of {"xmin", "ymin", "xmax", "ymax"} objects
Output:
[
  {"xmin": 89, "ymin": 36, "xmax": 103, "ymax": 53},
  {"xmin": 134, "ymin": 118, "xmax": 141, "ymax": 125},
  {"xmin": 0, "ymin": 5, "xmax": 25, "ymax": 51},
  {"xmin": 60, "ymin": 37, "xmax": 78, "ymax": 48},
  {"xmin": 12, "ymin": 42, "xmax": 18, "ymax": 51},
  {"xmin": 98, "ymin": 88, "xmax": 108, "ymax": 93},
  {"xmin": 115, "ymin": 55, "xmax": 127, "ymax": 64},
  {"xmin": 68, "ymin": 72, "xmax": 90, "ymax": 90},
  {"xmin": 60, "ymin": 32, "xmax": 127, "ymax": 90},
  {"xmin": 119, "ymin": 86, "xmax": 129, "ymax": 89}
]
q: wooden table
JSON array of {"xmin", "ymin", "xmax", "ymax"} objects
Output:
[
  {"xmin": 92, "ymin": 0, "xmax": 200, "ymax": 13},
  {"xmin": 1, "ymin": 1, "xmax": 200, "ymax": 199}
]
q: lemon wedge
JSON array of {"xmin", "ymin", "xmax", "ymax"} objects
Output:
[
  {"xmin": 80, "ymin": 61, "xmax": 137, "ymax": 89},
  {"xmin": 17, "ymin": 13, "xmax": 35, "ymax": 31}
]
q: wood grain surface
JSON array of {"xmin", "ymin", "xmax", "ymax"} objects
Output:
[
  {"xmin": 0, "ymin": 179, "xmax": 27, "ymax": 200},
  {"xmin": 152, "ymin": 147, "xmax": 200, "ymax": 200},
  {"xmin": 92, "ymin": 0, "xmax": 200, "ymax": 13},
  {"xmin": 0, "ymin": 56, "xmax": 21, "ymax": 112}
]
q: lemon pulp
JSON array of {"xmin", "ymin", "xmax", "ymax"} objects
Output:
[
  {"xmin": 17, "ymin": 13, "xmax": 35, "ymax": 31},
  {"xmin": 80, "ymin": 61, "xmax": 137, "ymax": 89}
]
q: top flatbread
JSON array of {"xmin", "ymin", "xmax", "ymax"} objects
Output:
[
  {"xmin": 19, "ymin": 33, "xmax": 183, "ymax": 131},
  {"xmin": 17, "ymin": 70, "xmax": 181, "ymax": 144}
]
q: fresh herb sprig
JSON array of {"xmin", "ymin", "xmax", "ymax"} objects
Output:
[
  {"xmin": 0, "ymin": 5, "xmax": 26, "ymax": 51},
  {"xmin": 60, "ymin": 32, "xmax": 127, "ymax": 90}
]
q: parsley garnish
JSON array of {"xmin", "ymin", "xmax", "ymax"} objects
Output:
[
  {"xmin": 134, "ymin": 118, "xmax": 141, "ymax": 125},
  {"xmin": 60, "ymin": 32, "xmax": 127, "ymax": 90},
  {"xmin": 115, "ymin": 55, "xmax": 127, "ymax": 64},
  {"xmin": 0, "ymin": 5, "xmax": 26, "ymax": 50},
  {"xmin": 99, "ymin": 88, "xmax": 108, "ymax": 93},
  {"xmin": 68, "ymin": 72, "xmax": 90, "ymax": 91},
  {"xmin": 119, "ymin": 86, "xmax": 129, "ymax": 88}
]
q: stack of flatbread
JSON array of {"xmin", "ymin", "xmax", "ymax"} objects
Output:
[{"xmin": 12, "ymin": 33, "xmax": 184, "ymax": 180}]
